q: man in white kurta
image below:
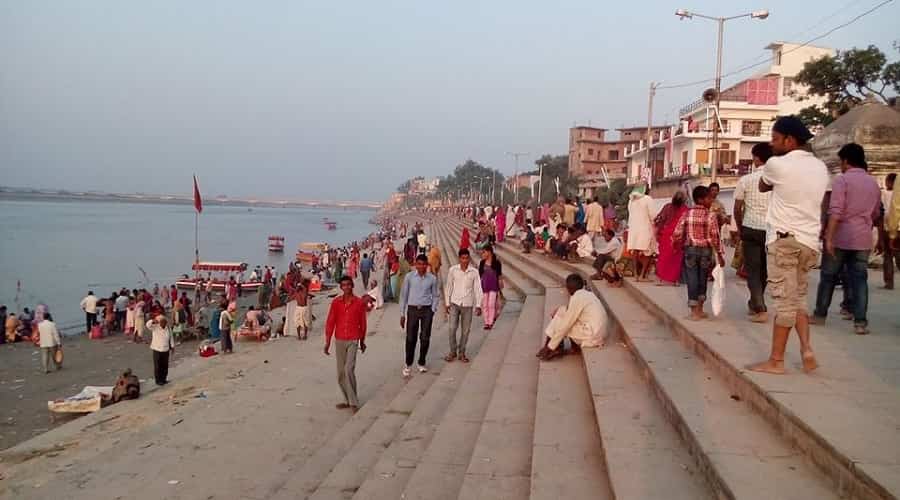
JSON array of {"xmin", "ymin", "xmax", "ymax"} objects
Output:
[
  {"xmin": 537, "ymin": 274, "xmax": 608, "ymax": 360},
  {"xmin": 626, "ymin": 187, "xmax": 657, "ymax": 280}
]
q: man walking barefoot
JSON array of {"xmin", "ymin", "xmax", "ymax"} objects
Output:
[
  {"xmin": 324, "ymin": 276, "xmax": 367, "ymax": 413},
  {"xmin": 443, "ymin": 249, "xmax": 483, "ymax": 363},
  {"xmin": 294, "ymin": 279, "xmax": 312, "ymax": 340},
  {"xmin": 747, "ymin": 116, "xmax": 828, "ymax": 375}
]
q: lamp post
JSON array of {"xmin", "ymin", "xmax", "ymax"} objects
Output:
[
  {"xmin": 675, "ymin": 8, "xmax": 769, "ymax": 182},
  {"xmin": 645, "ymin": 82, "xmax": 659, "ymax": 187},
  {"xmin": 506, "ymin": 152, "xmax": 529, "ymax": 204}
]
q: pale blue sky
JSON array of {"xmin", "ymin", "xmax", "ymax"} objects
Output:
[{"xmin": 1, "ymin": 0, "xmax": 896, "ymax": 201}]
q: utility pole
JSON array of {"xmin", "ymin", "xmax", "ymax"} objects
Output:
[
  {"xmin": 537, "ymin": 162, "xmax": 544, "ymax": 205},
  {"xmin": 645, "ymin": 81, "xmax": 659, "ymax": 188},
  {"xmin": 506, "ymin": 152, "xmax": 529, "ymax": 204},
  {"xmin": 491, "ymin": 171, "xmax": 496, "ymax": 205}
]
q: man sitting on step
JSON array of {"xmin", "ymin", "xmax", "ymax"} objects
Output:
[{"xmin": 536, "ymin": 274, "xmax": 609, "ymax": 361}]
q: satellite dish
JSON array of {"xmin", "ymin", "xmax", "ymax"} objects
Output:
[{"xmin": 702, "ymin": 88, "xmax": 718, "ymax": 103}]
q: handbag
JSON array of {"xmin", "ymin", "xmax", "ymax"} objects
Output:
[{"xmin": 54, "ymin": 347, "xmax": 64, "ymax": 365}]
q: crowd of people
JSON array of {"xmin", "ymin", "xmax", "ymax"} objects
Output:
[{"xmin": 434, "ymin": 116, "xmax": 896, "ymax": 377}]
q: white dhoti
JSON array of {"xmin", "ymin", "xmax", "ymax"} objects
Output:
[
  {"xmin": 284, "ymin": 301, "xmax": 298, "ymax": 337},
  {"xmin": 294, "ymin": 305, "xmax": 312, "ymax": 330},
  {"xmin": 544, "ymin": 290, "xmax": 608, "ymax": 350}
]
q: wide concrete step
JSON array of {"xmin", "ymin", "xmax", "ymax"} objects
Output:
[
  {"xmin": 530, "ymin": 288, "xmax": 612, "ymax": 500},
  {"xmin": 442, "ymin": 219, "xmax": 555, "ymax": 294},
  {"xmin": 398, "ymin": 305, "xmax": 523, "ymax": 500},
  {"xmin": 346, "ymin": 312, "xmax": 494, "ymax": 500},
  {"xmin": 457, "ymin": 294, "xmax": 545, "ymax": 499},
  {"xmin": 584, "ymin": 342, "xmax": 713, "ymax": 499},
  {"xmin": 503, "ymin": 246, "xmax": 844, "ymax": 499},
  {"xmin": 267, "ymin": 304, "xmax": 415, "ymax": 500},
  {"xmin": 436, "ymin": 222, "xmax": 532, "ymax": 301}
]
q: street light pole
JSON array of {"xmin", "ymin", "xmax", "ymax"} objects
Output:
[
  {"xmin": 712, "ymin": 17, "xmax": 724, "ymax": 183},
  {"xmin": 675, "ymin": 8, "xmax": 769, "ymax": 182},
  {"xmin": 538, "ymin": 162, "xmax": 544, "ymax": 205},
  {"xmin": 506, "ymin": 152, "xmax": 529, "ymax": 205},
  {"xmin": 491, "ymin": 171, "xmax": 496, "ymax": 205},
  {"xmin": 645, "ymin": 82, "xmax": 658, "ymax": 188}
]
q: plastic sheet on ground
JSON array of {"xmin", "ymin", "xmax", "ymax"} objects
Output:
[{"xmin": 47, "ymin": 386, "xmax": 113, "ymax": 414}]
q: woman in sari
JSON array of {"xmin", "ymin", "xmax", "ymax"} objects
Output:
[
  {"xmin": 348, "ymin": 248, "xmax": 359, "ymax": 280},
  {"xmin": 495, "ymin": 208, "xmax": 507, "ymax": 243},
  {"xmin": 654, "ymin": 191, "xmax": 689, "ymax": 286},
  {"xmin": 478, "ymin": 245, "xmax": 503, "ymax": 329},
  {"xmin": 460, "ymin": 227, "xmax": 471, "ymax": 251}
]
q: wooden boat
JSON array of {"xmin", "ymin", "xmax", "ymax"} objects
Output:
[
  {"xmin": 176, "ymin": 261, "xmax": 263, "ymax": 291},
  {"xmin": 268, "ymin": 235, "xmax": 285, "ymax": 252},
  {"xmin": 323, "ymin": 219, "xmax": 338, "ymax": 230}
]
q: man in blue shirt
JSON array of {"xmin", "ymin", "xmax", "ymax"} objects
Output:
[
  {"xmin": 359, "ymin": 253, "xmax": 375, "ymax": 289},
  {"xmin": 399, "ymin": 254, "xmax": 440, "ymax": 378}
]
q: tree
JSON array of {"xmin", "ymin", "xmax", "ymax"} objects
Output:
[
  {"xmin": 397, "ymin": 179, "xmax": 412, "ymax": 194},
  {"xmin": 795, "ymin": 106, "xmax": 835, "ymax": 128},
  {"xmin": 532, "ymin": 154, "xmax": 578, "ymax": 204},
  {"xmin": 794, "ymin": 44, "xmax": 900, "ymax": 123},
  {"xmin": 434, "ymin": 159, "xmax": 505, "ymax": 205}
]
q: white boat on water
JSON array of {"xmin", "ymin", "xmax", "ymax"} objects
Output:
[{"xmin": 176, "ymin": 261, "xmax": 263, "ymax": 291}]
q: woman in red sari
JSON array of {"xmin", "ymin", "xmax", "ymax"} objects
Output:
[
  {"xmin": 654, "ymin": 191, "xmax": 688, "ymax": 286},
  {"xmin": 459, "ymin": 227, "xmax": 471, "ymax": 251}
]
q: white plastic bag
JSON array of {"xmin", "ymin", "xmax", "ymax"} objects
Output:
[{"xmin": 710, "ymin": 264, "xmax": 726, "ymax": 317}]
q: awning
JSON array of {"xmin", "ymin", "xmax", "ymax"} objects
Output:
[{"xmin": 192, "ymin": 261, "xmax": 247, "ymax": 272}]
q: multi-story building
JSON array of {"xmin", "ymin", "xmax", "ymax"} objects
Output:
[
  {"xmin": 569, "ymin": 125, "xmax": 670, "ymax": 197},
  {"xmin": 625, "ymin": 41, "xmax": 834, "ymax": 184}
]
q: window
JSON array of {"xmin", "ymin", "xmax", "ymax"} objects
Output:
[
  {"xmin": 742, "ymin": 120, "xmax": 762, "ymax": 136},
  {"xmin": 598, "ymin": 131, "xmax": 603, "ymax": 138},
  {"xmin": 588, "ymin": 148, "xmax": 594, "ymax": 156},
  {"xmin": 775, "ymin": 49, "xmax": 782, "ymax": 65},
  {"xmin": 608, "ymin": 150, "xmax": 619, "ymax": 161},
  {"xmin": 783, "ymin": 77, "xmax": 794, "ymax": 96}
]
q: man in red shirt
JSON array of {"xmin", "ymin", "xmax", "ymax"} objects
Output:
[{"xmin": 324, "ymin": 275, "xmax": 367, "ymax": 412}]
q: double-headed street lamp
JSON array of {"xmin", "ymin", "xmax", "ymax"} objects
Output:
[{"xmin": 675, "ymin": 8, "xmax": 769, "ymax": 181}]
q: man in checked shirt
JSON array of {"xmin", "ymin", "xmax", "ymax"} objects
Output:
[{"xmin": 672, "ymin": 185, "xmax": 726, "ymax": 321}]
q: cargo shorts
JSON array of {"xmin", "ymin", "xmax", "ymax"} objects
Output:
[{"xmin": 767, "ymin": 236, "xmax": 819, "ymax": 328}]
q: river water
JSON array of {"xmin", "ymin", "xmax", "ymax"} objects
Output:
[{"xmin": 0, "ymin": 200, "xmax": 376, "ymax": 331}]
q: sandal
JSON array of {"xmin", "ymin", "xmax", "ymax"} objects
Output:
[
  {"xmin": 458, "ymin": 354, "xmax": 470, "ymax": 363},
  {"xmin": 443, "ymin": 353, "xmax": 457, "ymax": 362}
]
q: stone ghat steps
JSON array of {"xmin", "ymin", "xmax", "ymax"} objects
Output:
[
  {"xmin": 442, "ymin": 217, "xmax": 709, "ymax": 499},
  {"xmin": 444, "ymin": 216, "xmax": 851, "ymax": 499},
  {"xmin": 433, "ymin": 222, "xmax": 538, "ymax": 300}
]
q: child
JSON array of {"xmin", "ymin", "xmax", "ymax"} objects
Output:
[{"xmin": 672, "ymin": 185, "xmax": 726, "ymax": 320}]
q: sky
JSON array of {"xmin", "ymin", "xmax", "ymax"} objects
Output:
[{"xmin": 1, "ymin": 1, "xmax": 897, "ymax": 202}]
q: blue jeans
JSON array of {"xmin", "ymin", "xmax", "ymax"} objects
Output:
[
  {"xmin": 814, "ymin": 248, "xmax": 869, "ymax": 326},
  {"xmin": 684, "ymin": 246, "xmax": 712, "ymax": 306}
]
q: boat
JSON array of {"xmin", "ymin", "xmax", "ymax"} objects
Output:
[
  {"xmin": 296, "ymin": 242, "xmax": 327, "ymax": 264},
  {"xmin": 176, "ymin": 261, "xmax": 264, "ymax": 292},
  {"xmin": 267, "ymin": 235, "xmax": 285, "ymax": 252},
  {"xmin": 322, "ymin": 218, "xmax": 338, "ymax": 230}
]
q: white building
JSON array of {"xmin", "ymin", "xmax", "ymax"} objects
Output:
[{"xmin": 626, "ymin": 41, "xmax": 835, "ymax": 182}]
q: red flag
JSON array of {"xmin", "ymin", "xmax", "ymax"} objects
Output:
[{"xmin": 193, "ymin": 175, "xmax": 203, "ymax": 213}]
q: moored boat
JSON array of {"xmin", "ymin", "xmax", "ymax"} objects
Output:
[
  {"xmin": 268, "ymin": 235, "xmax": 285, "ymax": 252},
  {"xmin": 176, "ymin": 261, "xmax": 263, "ymax": 291}
]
